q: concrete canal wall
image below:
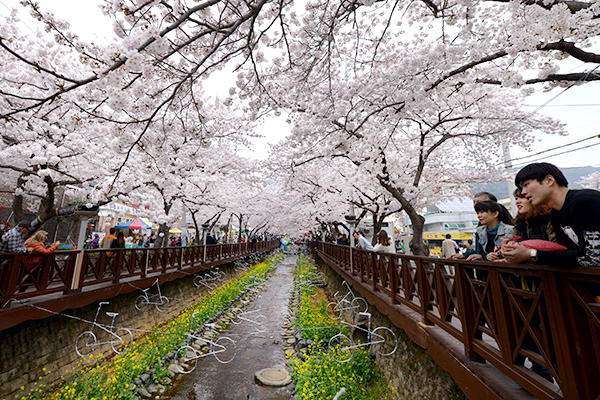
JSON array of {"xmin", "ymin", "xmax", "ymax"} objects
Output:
[{"xmin": 0, "ymin": 267, "xmax": 228, "ymax": 399}]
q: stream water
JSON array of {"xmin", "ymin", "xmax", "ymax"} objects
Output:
[{"xmin": 165, "ymin": 255, "xmax": 297, "ymax": 400}]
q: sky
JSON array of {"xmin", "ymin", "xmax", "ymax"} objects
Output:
[
  {"xmin": 1, "ymin": 0, "xmax": 599, "ymax": 168},
  {"xmin": 511, "ymin": 79, "xmax": 600, "ymax": 170}
]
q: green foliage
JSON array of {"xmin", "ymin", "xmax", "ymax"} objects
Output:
[
  {"xmin": 290, "ymin": 255, "xmax": 392, "ymax": 400},
  {"xmin": 152, "ymin": 363, "xmax": 170, "ymax": 384},
  {"xmin": 293, "ymin": 255, "xmax": 339, "ymax": 342},
  {"xmin": 289, "ymin": 344, "xmax": 391, "ymax": 400}
]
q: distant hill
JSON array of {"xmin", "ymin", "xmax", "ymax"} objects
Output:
[{"xmin": 472, "ymin": 166, "xmax": 600, "ymax": 200}]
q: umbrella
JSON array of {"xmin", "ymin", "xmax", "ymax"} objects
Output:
[
  {"xmin": 169, "ymin": 228, "xmax": 182, "ymax": 233},
  {"xmin": 114, "ymin": 217, "xmax": 152, "ymax": 230}
]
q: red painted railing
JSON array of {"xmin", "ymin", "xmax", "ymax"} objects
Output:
[{"xmin": 312, "ymin": 241, "xmax": 600, "ymax": 400}]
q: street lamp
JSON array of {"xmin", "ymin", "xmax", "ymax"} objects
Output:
[
  {"xmin": 202, "ymin": 222, "xmax": 210, "ymax": 262},
  {"xmin": 344, "ymin": 215, "xmax": 357, "ymax": 247},
  {"xmin": 344, "ymin": 214, "xmax": 357, "ymax": 273}
]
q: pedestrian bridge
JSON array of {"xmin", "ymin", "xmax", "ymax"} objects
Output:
[{"xmin": 0, "ymin": 240, "xmax": 278, "ymax": 330}]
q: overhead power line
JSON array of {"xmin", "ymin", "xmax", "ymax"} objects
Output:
[
  {"xmin": 528, "ymin": 65, "xmax": 600, "ymax": 115},
  {"xmin": 506, "ymin": 133, "xmax": 600, "ymax": 164},
  {"xmin": 512, "ymin": 141, "xmax": 600, "ymax": 168},
  {"xmin": 523, "ymin": 104, "xmax": 600, "ymax": 107},
  {"xmin": 0, "ymin": 0, "xmax": 37, "ymax": 35}
]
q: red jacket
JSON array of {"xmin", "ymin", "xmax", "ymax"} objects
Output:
[
  {"xmin": 24, "ymin": 239, "xmax": 59, "ymax": 263},
  {"xmin": 27, "ymin": 241, "xmax": 59, "ymax": 254}
]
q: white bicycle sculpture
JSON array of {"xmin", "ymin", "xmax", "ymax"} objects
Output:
[
  {"xmin": 234, "ymin": 259, "xmax": 250, "ymax": 273},
  {"xmin": 175, "ymin": 312, "xmax": 236, "ymax": 373},
  {"xmin": 135, "ymin": 279, "xmax": 169, "ymax": 312},
  {"xmin": 75, "ymin": 302, "xmax": 133, "ymax": 357},
  {"xmin": 231, "ymin": 307, "xmax": 267, "ymax": 333},
  {"xmin": 328, "ymin": 311, "xmax": 397, "ymax": 362},
  {"xmin": 326, "ymin": 281, "xmax": 368, "ymax": 319},
  {"xmin": 194, "ymin": 269, "xmax": 224, "ymax": 289},
  {"xmin": 297, "ymin": 271, "xmax": 326, "ymax": 297}
]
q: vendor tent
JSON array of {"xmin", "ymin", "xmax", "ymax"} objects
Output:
[
  {"xmin": 114, "ymin": 217, "xmax": 152, "ymax": 230},
  {"xmin": 140, "ymin": 217, "xmax": 158, "ymax": 230}
]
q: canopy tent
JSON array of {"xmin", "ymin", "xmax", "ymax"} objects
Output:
[
  {"xmin": 140, "ymin": 217, "xmax": 159, "ymax": 230},
  {"xmin": 114, "ymin": 217, "xmax": 152, "ymax": 230}
]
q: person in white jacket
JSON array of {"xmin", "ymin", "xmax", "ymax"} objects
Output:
[{"xmin": 373, "ymin": 230, "xmax": 395, "ymax": 253}]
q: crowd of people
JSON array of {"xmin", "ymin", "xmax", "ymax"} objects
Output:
[
  {"xmin": 322, "ymin": 163, "xmax": 600, "ymax": 271},
  {"xmin": 445, "ymin": 162, "xmax": 600, "ymax": 269},
  {"xmin": 329, "ymin": 228, "xmax": 398, "ymax": 254},
  {"xmin": 2, "ymin": 163, "xmax": 597, "ymax": 269},
  {"xmin": 83, "ymin": 229, "xmax": 159, "ymax": 249}
]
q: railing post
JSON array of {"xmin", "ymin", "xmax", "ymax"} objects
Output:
[
  {"xmin": 390, "ymin": 256, "xmax": 399, "ymax": 304},
  {"xmin": 161, "ymin": 247, "xmax": 169, "ymax": 273},
  {"xmin": 454, "ymin": 263, "xmax": 486, "ymax": 362},
  {"xmin": 142, "ymin": 249, "xmax": 148, "ymax": 278},
  {"xmin": 35, "ymin": 256, "xmax": 51, "ymax": 291},
  {"xmin": 415, "ymin": 258, "xmax": 434, "ymax": 326},
  {"xmin": 372, "ymin": 252, "xmax": 378, "ymax": 292},
  {"xmin": 0, "ymin": 255, "xmax": 20, "ymax": 303},
  {"xmin": 544, "ymin": 271, "xmax": 599, "ymax": 400},
  {"xmin": 113, "ymin": 250, "xmax": 123, "ymax": 283},
  {"xmin": 70, "ymin": 249, "xmax": 86, "ymax": 291},
  {"xmin": 487, "ymin": 268, "xmax": 518, "ymax": 364}
]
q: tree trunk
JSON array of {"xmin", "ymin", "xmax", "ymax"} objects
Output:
[
  {"xmin": 378, "ymin": 179, "xmax": 428, "ymax": 256},
  {"xmin": 237, "ymin": 214, "xmax": 243, "ymax": 243},
  {"xmin": 190, "ymin": 210, "xmax": 200, "ymax": 244},
  {"xmin": 371, "ymin": 212, "xmax": 383, "ymax": 246},
  {"xmin": 406, "ymin": 208, "xmax": 428, "ymax": 256},
  {"xmin": 155, "ymin": 224, "xmax": 170, "ymax": 248},
  {"xmin": 208, "ymin": 214, "xmax": 221, "ymax": 242}
]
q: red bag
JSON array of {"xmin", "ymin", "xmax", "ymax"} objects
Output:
[{"xmin": 519, "ymin": 239, "xmax": 567, "ymax": 251}]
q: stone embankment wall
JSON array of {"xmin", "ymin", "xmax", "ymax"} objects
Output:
[
  {"xmin": 0, "ymin": 266, "xmax": 236, "ymax": 399},
  {"xmin": 316, "ymin": 257, "xmax": 466, "ymax": 400}
]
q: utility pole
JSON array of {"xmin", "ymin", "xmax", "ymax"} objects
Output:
[{"xmin": 502, "ymin": 141, "xmax": 517, "ymax": 216}]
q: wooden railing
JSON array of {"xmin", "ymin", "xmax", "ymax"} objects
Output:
[
  {"xmin": 0, "ymin": 240, "xmax": 278, "ymax": 323},
  {"xmin": 312, "ymin": 241, "xmax": 600, "ymax": 400}
]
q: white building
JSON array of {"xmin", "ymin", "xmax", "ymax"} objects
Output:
[{"xmin": 423, "ymin": 198, "xmax": 478, "ymax": 234}]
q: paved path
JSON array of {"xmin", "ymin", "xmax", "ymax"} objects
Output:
[{"xmin": 166, "ymin": 255, "xmax": 297, "ymax": 400}]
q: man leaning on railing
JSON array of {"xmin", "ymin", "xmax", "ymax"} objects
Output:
[
  {"xmin": 501, "ymin": 162, "xmax": 600, "ymax": 268},
  {"xmin": 0, "ymin": 221, "xmax": 34, "ymax": 254},
  {"xmin": 353, "ymin": 231, "xmax": 374, "ymax": 251}
]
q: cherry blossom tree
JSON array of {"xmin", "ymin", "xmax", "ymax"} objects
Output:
[
  {"xmin": 1, "ymin": 0, "xmax": 270, "ymax": 220},
  {"xmin": 579, "ymin": 171, "xmax": 600, "ymax": 190},
  {"xmin": 250, "ymin": 19, "xmax": 570, "ymax": 253},
  {"xmin": 266, "ymin": 148, "xmax": 403, "ymax": 241},
  {"xmin": 236, "ymin": 0, "xmax": 599, "ymax": 254},
  {"xmin": 1, "ymin": 0, "xmax": 599, "ymax": 248},
  {"xmin": 0, "ymin": 13, "xmax": 121, "ymax": 225}
]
